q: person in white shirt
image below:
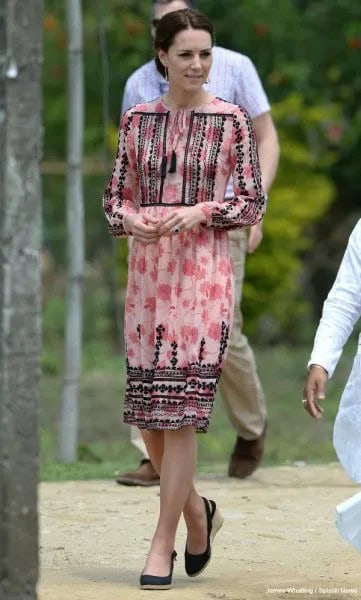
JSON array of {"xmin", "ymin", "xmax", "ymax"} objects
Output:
[
  {"xmin": 116, "ymin": 0, "xmax": 279, "ymax": 487},
  {"xmin": 303, "ymin": 218, "xmax": 361, "ymax": 482}
]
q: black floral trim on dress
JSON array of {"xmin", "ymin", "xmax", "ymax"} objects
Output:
[
  {"xmin": 103, "ymin": 113, "xmax": 134, "ymax": 237},
  {"xmin": 123, "ymin": 321, "xmax": 230, "ymax": 433}
]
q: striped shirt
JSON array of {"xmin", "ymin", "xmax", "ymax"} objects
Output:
[{"xmin": 121, "ymin": 45, "xmax": 270, "ymax": 198}]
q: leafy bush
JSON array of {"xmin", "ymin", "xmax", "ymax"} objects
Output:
[{"xmin": 243, "ymin": 93, "xmax": 337, "ymax": 341}]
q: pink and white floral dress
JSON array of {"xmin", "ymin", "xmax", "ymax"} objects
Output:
[{"xmin": 103, "ymin": 97, "xmax": 266, "ymax": 432}]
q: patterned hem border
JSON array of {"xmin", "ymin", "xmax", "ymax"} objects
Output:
[{"xmin": 124, "ymin": 415, "xmax": 209, "ymax": 433}]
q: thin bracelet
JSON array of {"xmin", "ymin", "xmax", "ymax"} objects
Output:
[{"xmin": 309, "ymin": 364, "xmax": 328, "ymax": 376}]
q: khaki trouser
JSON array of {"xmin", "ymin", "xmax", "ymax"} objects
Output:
[
  {"xmin": 129, "ymin": 228, "xmax": 267, "ymax": 457},
  {"xmin": 219, "ymin": 228, "xmax": 267, "ymax": 440}
]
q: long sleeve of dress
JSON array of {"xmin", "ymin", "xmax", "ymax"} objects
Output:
[
  {"xmin": 308, "ymin": 219, "xmax": 361, "ymax": 378},
  {"xmin": 199, "ymin": 106, "xmax": 266, "ymax": 230},
  {"xmin": 102, "ymin": 111, "xmax": 139, "ymax": 237}
]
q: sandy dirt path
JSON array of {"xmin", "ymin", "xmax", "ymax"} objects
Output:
[{"xmin": 38, "ymin": 464, "xmax": 361, "ymax": 600}]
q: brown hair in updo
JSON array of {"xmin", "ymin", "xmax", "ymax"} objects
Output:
[{"xmin": 154, "ymin": 9, "xmax": 215, "ymax": 78}]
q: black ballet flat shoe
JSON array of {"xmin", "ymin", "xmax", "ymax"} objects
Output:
[
  {"xmin": 139, "ymin": 550, "xmax": 177, "ymax": 590},
  {"xmin": 185, "ymin": 497, "xmax": 224, "ymax": 577}
]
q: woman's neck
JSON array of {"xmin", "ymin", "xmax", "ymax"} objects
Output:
[{"xmin": 163, "ymin": 87, "xmax": 213, "ymax": 110}]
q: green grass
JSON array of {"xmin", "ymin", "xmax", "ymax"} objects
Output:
[{"xmin": 39, "ymin": 337, "xmax": 358, "ymax": 481}]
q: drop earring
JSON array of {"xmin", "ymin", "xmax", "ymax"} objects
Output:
[{"xmin": 164, "ymin": 67, "xmax": 169, "ymax": 82}]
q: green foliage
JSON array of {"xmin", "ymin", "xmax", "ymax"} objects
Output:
[
  {"xmin": 243, "ymin": 93, "xmax": 338, "ymax": 341},
  {"xmin": 43, "ymin": 0, "xmax": 151, "ymax": 157},
  {"xmin": 40, "ymin": 461, "xmax": 123, "ymax": 481},
  {"xmin": 41, "ymin": 259, "xmax": 119, "ymax": 377}
]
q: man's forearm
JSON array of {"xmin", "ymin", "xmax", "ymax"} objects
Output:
[
  {"xmin": 258, "ymin": 141, "xmax": 279, "ymax": 193},
  {"xmin": 253, "ymin": 113, "xmax": 280, "ymax": 194}
]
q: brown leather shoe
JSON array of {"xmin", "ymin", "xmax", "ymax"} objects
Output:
[
  {"xmin": 115, "ymin": 459, "xmax": 160, "ymax": 486},
  {"xmin": 228, "ymin": 424, "xmax": 267, "ymax": 479}
]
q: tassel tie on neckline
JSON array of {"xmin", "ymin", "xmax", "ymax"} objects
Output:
[
  {"xmin": 160, "ymin": 149, "xmax": 177, "ymax": 178},
  {"xmin": 161, "ymin": 109, "xmax": 189, "ymax": 178}
]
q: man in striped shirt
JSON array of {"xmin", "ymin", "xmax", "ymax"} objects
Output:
[{"xmin": 116, "ymin": 0, "xmax": 279, "ymax": 486}]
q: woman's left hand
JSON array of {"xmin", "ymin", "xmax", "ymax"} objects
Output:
[{"xmin": 157, "ymin": 205, "xmax": 206, "ymax": 236}]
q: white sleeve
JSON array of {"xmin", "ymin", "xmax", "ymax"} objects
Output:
[
  {"xmin": 308, "ymin": 220, "xmax": 361, "ymax": 377},
  {"xmin": 234, "ymin": 56, "xmax": 270, "ymax": 119}
]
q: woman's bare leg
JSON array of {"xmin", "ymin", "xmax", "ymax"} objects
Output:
[
  {"xmin": 142, "ymin": 426, "xmax": 197, "ymax": 576},
  {"xmin": 182, "ymin": 487, "xmax": 209, "ymax": 553},
  {"xmin": 140, "ymin": 429, "xmax": 164, "ymax": 474},
  {"xmin": 140, "ymin": 429, "xmax": 209, "ymax": 556}
]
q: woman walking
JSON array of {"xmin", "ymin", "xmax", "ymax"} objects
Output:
[{"xmin": 103, "ymin": 8, "xmax": 266, "ymax": 589}]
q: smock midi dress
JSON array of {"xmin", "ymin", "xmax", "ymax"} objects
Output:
[{"xmin": 103, "ymin": 96, "xmax": 266, "ymax": 432}]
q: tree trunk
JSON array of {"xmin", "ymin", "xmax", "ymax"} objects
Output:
[
  {"xmin": 0, "ymin": 1, "xmax": 43, "ymax": 598},
  {"xmin": 59, "ymin": 0, "xmax": 84, "ymax": 462}
]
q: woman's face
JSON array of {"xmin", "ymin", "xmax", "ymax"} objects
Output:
[{"xmin": 159, "ymin": 28, "xmax": 212, "ymax": 92}]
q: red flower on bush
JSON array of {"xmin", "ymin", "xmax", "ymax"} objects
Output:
[
  {"xmin": 123, "ymin": 17, "xmax": 145, "ymax": 36},
  {"xmin": 348, "ymin": 37, "xmax": 361, "ymax": 50},
  {"xmin": 44, "ymin": 14, "xmax": 57, "ymax": 32},
  {"xmin": 325, "ymin": 122, "xmax": 344, "ymax": 143},
  {"xmin": 254, "ymin": 23, "xmax": 269, "ymax": 37}
]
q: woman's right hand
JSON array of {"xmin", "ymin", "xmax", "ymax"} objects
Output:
[
  {"xmin": 124, "ymin": 214, "xmax": 160, "ymax": 244},
  {"xmin": 302, "ymin": 364, "xmax": 329, "ymax": 420}
]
